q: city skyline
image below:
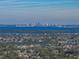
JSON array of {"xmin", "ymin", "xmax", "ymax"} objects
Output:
[{"xmin": 0, "ymin": 0, "xmax": 79, "ymax": 24}]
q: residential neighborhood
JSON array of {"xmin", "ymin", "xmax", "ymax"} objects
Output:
[{"xmin": 0, "ymin": 32, "xmax": 79, "ymax": 59}]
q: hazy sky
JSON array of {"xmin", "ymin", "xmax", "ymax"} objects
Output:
[{"xmin": 0, "ymin": 0, "xmax": 79, "ymax": 24}]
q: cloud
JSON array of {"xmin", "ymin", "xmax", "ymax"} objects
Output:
[{"xmin": 0, "ymin": 0, "xmax": 79, "ymax": 8}]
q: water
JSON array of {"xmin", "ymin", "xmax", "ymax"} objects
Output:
[{"xmin": 0, "ymin": 26, "xmax": 79, "ymax": 33}]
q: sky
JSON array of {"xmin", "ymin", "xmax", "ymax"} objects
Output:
[{"xmin": 0, "ymin": 0, "xmax": 79, "ymax": 24}]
